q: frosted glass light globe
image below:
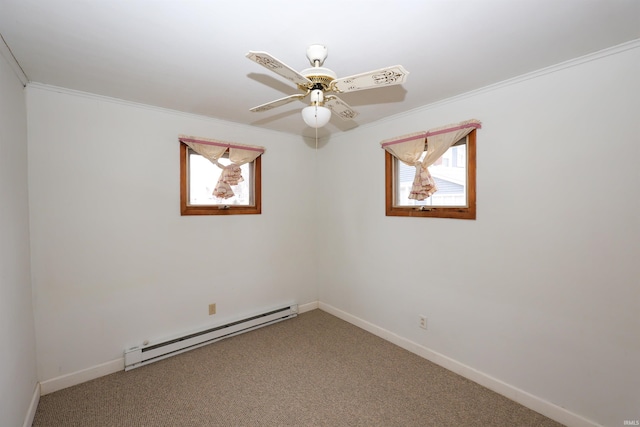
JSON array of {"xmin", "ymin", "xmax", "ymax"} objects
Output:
[{"xmin": 301, "ymin": 105, "xmax": 331, "ymax": 128}]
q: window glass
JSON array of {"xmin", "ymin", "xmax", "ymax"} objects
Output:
[
  {"xmin": 395, "ymin": 143, "xmax": 467, "ymax": 207},
  {"xmin": 188, "ymin": 151, "xmax": 252, "ymax": 206}
]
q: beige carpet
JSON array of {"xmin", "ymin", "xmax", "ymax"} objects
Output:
[{"xmin": 33, "ymin": 309, "xmax": 564, "ymax": 426}]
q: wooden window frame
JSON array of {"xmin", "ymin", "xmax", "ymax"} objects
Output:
[
  {"xmin": 385, "ymin": 130, "xmax": 476, "ymax": 220},
  {"xmin": 180, "ymin": 142, "xmax": 262, "ymax": 215}
]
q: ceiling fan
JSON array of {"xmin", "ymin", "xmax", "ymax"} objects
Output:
[{"xmin": 246, "ymin": 45, "xmax": 409, "ymax": 128}]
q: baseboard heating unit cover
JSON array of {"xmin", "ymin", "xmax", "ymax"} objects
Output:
[{"xmin": 124, "ymin": 303, "xmax": 298, "ymax": 370}]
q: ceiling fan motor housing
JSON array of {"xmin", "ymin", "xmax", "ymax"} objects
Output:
[
  {"xmin": 300, "ymin": 66, "xmax": 337, "ymax": 92},
  {"xmin": 301, "ymin": 45, "xmax": 337, "ymax": 91}
]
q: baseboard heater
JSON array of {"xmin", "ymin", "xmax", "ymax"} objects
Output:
[{"xmin": 124, "ymin": 303, "xmax": 298, "ymax": 371}]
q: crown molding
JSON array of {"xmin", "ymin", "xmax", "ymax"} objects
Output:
[
  {"xmin": 359, "ymin": 38, "xmax": 640, "ymax": 132},
  {"xmin": 0, "ymin": 33, "xmax": 28, "ymax": 86},
  {"xmin": 26, "ymin": 81, "xmax": 299, "ymax": 141}
]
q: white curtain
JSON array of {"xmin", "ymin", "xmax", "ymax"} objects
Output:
[
  {"xmin": 179, "ymin": 135, "xmax": 265, "ymax": 199},
  {"xmin": 381, "ymin": 119, "xmax": 481, "ymax": 200}
]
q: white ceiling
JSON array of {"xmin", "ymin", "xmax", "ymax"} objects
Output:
[{"xmin": 1, "ymin": 0, "xmax": 639, "ymax": 139}]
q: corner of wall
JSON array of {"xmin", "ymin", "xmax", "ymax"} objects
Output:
[{"xmin": 22, "ymin": 383, "xmax": 40, "ymax": 427}]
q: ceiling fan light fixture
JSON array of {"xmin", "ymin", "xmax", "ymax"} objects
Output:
[
  {"xmin": 302, "ymin": 105, "xmax": 331, "ymax": 128},
  {"xmin": 246, "ymin": 45, "xmax": 409, "ymax": 132}
]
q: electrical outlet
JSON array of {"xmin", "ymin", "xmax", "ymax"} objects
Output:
[
  {"xmin": 419, "ymin": 315, "xmax": 427, "ymax": 330},
  {"xmin": 209, "ymin": 303, "xmax": 216, "ymax": 315}
]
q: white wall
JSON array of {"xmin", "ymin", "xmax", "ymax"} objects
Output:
[
  {"xmin": 26, "ymin": 87, "xmax": 319, "ymax": 386},
  {"xmin": 21, "ymin": 41, "xmax": 640, "ymax": 426},
  {"xmin": 317, "ymin": 44, "xmax": 640, "ymax": 427},
  {"xmin": 0, "ymin": 53, "xmax": 38, "ymax": 425}
]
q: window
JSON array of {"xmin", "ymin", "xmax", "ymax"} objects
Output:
[
  {"xmin": 384, "ymin": 129, "xmax": 477, "ymax": 219},
  {"xmin": 180, "ymin": 140, "xmax": 262, "ymax": 215}
]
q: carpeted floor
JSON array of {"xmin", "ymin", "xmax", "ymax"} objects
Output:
[{"xmin": 33, "ymin": 309, "xmax": 564, "ymax": 426}]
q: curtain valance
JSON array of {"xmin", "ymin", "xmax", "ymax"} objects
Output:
[
  {"xmin": 179, "ymin": 135, "xmax": 265, "ymax": 199},
  {"xmin": 380, "ymin": 119, "xmax": 481, "ymax": 200}
]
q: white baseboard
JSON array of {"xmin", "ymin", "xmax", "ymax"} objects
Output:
[
  {"xmin": 23, "ymin": 382, "xmax": 40, "ymax": 427},
  {"xmin": 318, "ymin": 302, "xmax": 601, "ymax": 427},
  {"xmin": 298, "ymin": 301, "xmax": 319, "ymax": 313},
  {"xmin": 40, "ymin": 358, "xmax": 124, "ymax": 395}
]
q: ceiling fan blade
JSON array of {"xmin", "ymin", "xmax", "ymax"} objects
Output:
[
  {"xmin": 249, "ymin": 93, "xmax": 309, "ymax": 112},
  {"xmin": 246, "ymin": 51, "xmax": 313, "ymax": 87},
  {"xmin": 330, "ymin": 65, "xmax": 409, "ymax": 93},
  {"xmin": 325, "ymin": 96, "xmax": 359, "ymax": 120}
]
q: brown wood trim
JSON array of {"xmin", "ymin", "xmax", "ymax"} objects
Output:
[
  {"xmin": 384, "ymin": 130, "xmax": 476, "ymax": 220},
  {"xmin": 180, "ymin": 142, "xmax": 262, "ymax": 215}
]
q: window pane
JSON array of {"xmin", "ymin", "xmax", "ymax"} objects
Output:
[
  {"xmin": 395, "ymin": 144, "xmax": 467, "ymax": 207},
  {"xmin": 188, "ymin": 152, "xmax": 251, "ymax": 206}
]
